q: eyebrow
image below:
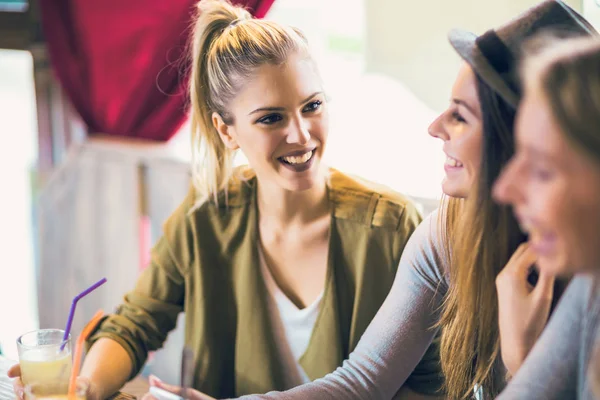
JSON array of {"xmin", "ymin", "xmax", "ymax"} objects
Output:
[
  {"xmin": 248, "ymin": 91, "xmax": 322, "ymax": 116},
  {"xmin": 452, "ymin": 98, "xmax": 480, "ymax": 118},
  {"xmin": 519, "ymin": 139, "xmax": 565, "ymax": 167}
]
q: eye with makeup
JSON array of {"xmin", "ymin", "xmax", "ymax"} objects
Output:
[
  {"xmin": 255, "ymin": 99, "xmax": 323, "ymax": 126},
  {"xmin": 451, "ymin": 110, "xmax": 467, "ymax": 124},
  {"xmin": 256, "ymin": 113, "xmax": 283, "ymax": 125},
  {"xmin": 302, "ymin": 99, "xmax": 322, "ymax": 113}
]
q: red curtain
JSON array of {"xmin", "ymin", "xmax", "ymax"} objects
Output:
[{"xmin": 38, "ymin": 0, "xmax": 276, "ymax": 142}]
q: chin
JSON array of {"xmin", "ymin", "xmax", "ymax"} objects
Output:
[
  {"xmin": 441, "ymin": 179, "xmax": 469, "ymax": 199},
  {"xmin": 275, "ymin": 159, "xmax": 324, "ymax": 192},
  {"xmin": 536, "ymin": 252, "xmax": 575, "ymax": 277},
  {"xmin": 279, "ymin": 175, "xmax": 318, "ymax": 192}
]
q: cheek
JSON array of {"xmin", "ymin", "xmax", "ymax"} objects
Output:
[
  {"xmin": 538, "ymin": 179, "xmax": 586, "ymax": 268},
  {"xmin": 236, "ymin": 130, "xmax": 280, "ymax": 164},
  {"xmin": 310, "ymin": 115, "xmax": 329, "ymax": 143},
  {"xmin": 454, "ymin": 127, "xmax": 483, "ymax": 177},
  {"xmin": 567, "ymin": 181, "xmax": 600, "ymax": 269},
  {"xmin": 534, "ymin": 180, "xmax": 568, "ymax": 227}
]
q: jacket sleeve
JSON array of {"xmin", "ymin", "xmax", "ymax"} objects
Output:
[{"xmin": 87, "ymin": 193, "xmax": 195, "ymax": 379}]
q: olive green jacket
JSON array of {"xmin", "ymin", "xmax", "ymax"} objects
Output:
[{"xmin": 90, "ymin": 168, "xmax": 441, "ymax": 397}]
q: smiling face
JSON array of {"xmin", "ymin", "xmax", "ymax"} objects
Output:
[
  {"xmin": 213, "ymin": 51, "xmax": 328, "ymax": 192},
  {"xmin": 428, "ymin": 63, "xmax": 484, "ymax": 198},
  {"xmin": 494, "ymin": 84, "xmax": 600, "ymax": 275}
]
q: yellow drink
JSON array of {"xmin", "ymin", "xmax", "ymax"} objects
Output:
[
  {"xmin": 17, "ymin": 329, "xmax": 73, "ymax": 399},
  {"xmin": 20, "ymin": 348, "xmax": 72, "ymax": 393}
]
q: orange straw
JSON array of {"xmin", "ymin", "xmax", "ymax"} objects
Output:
[{"xmin": 68, "ymin": 310, "xmax": 104, "ymax": 400}]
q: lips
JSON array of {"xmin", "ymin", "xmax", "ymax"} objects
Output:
[
  {"xmin": 277, "ymin": 148, "xmax": 316, "ymax": 173},
  {"xmin": 518, "ymin": 216, "xmax": 557, "ymax": 256}
]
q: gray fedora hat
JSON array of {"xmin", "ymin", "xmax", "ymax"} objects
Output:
[{"xmin": 449, "ymin": 0, "xmax": 597, "ymax": 108}]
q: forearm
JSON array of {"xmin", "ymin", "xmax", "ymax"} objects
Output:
[{"xmin": 80, "ymin": 338, "xmax": 133, "ymax": 400}]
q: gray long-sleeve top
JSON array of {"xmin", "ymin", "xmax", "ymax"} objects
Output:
[{"xmin": 497, "ymin": 274, "xmax": 600, "ymax": 399}]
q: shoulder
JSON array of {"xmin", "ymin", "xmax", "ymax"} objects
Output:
[
  {"xmin": 398, "ymin": 208, "xmax": 450, "ymax": 290},
  {"xmin": 328, "ymin": 168, "xmax": 422, "ymax": 231},
  {"xmin": 161, "ymin": 166, "xmax": 256, "ymax": 257},
  {"xmin": 172, "ymin": 166, "xmax": 256, "ymax": 222}
]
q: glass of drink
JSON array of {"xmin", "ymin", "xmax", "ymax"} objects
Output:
[{"xmin": 17, "ymin": 329, "xmax": 72, "ymax": 398}]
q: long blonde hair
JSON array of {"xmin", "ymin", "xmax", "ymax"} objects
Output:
[{"xmin": 189, "ymin": 0, "xmax": 309, "ymax": 205}]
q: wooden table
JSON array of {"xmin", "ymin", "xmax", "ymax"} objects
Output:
[{"xmin": 0, "ymin": 355, "xmax": 149, "ymax": 399}]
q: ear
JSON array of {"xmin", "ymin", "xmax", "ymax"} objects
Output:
[{"xmin": 212, "ymin": 112, "xmax": 239, "ymax": 150}]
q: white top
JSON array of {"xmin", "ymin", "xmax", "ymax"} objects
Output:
[{"xmin": 258, "ymin": 245, "xmax": 324, "ymax": 389}]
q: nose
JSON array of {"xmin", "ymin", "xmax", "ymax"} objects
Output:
[
  {"xmin": 493, "ymin": 157, "xmax": 524, "ymax": 206},
  {"xmin": 287, "ymin": 116, "xmax": 311, "ymax": 145},
  {"xmin": 428, "ymin": 112, "xmax": 449, "ymax": 141}
]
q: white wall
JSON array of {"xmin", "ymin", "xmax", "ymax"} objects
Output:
[
  {"xmin": 365, "ymin": 0, "xmax": 583, "ymax": 112},
  {"xmin": 583, "ymin": 0, "xmax": 600, "ymax": 28},
  {"xmin": 0, "ymin": 50, "xmax": 39, "ymax": 359}
]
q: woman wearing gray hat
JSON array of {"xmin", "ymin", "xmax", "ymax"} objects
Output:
[{"xmin": 144, "ymin": 1, "xmax": 596, "ymax": 399}]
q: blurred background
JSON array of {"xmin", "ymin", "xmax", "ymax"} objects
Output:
[{"xmin": 1, "ymin": 0, "xmax": 598, "ymax": 384}]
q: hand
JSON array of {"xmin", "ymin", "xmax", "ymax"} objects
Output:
[
  {"xmin": 7, "ymin": 364, "xmax": 25, "ymax": 400},
  {"xmin": 141, "ymin": 375, "xmax": 216, "ymax": 400},
  {"xmin": 496, "ymin": 243, "xmax": 555, "ymax": 376},
  {"xmin": 7, "ymin": 364, "xmax": 100, "ymax": 400}
]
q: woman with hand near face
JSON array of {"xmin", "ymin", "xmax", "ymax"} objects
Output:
[{"xmin": 494, "ymin": 36, "xmax": 600, "ymax": 399}]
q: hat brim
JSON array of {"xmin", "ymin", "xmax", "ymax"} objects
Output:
[{"xmin": 448, "ymin": 28, "xmax": 520, "ymax": 108}]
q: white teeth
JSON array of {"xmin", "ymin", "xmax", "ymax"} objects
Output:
[
  {"xmin": 282, "ymin": 151, "xmax": 313, "ymax": 165},
  {"xmin": 445, "ymin": 156, "xmax": 463, "ymax": 167}
]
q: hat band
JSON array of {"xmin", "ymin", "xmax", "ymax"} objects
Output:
[{"xmin": 476, "ymin": 30, "xmax": 520, "ymax": 98}]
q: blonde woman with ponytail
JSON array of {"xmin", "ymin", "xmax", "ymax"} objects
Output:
[{"xmin": 4, "ymin": 1, "xmax": 435, "ymax": 399}]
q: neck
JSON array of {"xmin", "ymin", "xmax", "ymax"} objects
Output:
[{"xmin": 257, "ymin": 169, "xmax": 329, "ymax": 227}]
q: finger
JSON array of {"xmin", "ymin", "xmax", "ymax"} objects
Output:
[
  {"xmin": 150, "ymin": 376, "xmax": 183, "ymax": 396},
  {"xmin": 141, "ymin": 394, "xmax": 158, "ymax": 400},
  {"xmin": 505, "ymin": 244, "xmax": 538, "ymax": 279},
  {"xmin": 533, "ymin": 268, "xmax": 556, "ymax": 303},
  {"xmin": 511, "ymin": 243, "xmax": 530, "ymax": 260},
  {"xmin": 148, "ymin": 375, "xmax": 162, "ymax": 387},
  {"xmin": 7, "ymin": 364, "xmax": 21, "ymax": 378},
  {"xmin": 12, "ymin": 378, "xmax": 24, "ymax": 400}
]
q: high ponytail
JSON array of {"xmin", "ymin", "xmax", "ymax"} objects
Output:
[{"xmin": 188, "ymin": 0, "xmax": 309, "ymax": 206}]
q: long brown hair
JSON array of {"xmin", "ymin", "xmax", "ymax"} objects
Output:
[
  {"xmin": 439, "ymin": 75, "xmax": 526, "ymax": 400},
  {"xmin": 523, "ymin": 37, "xmax": 600, "ymax": 164}
]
